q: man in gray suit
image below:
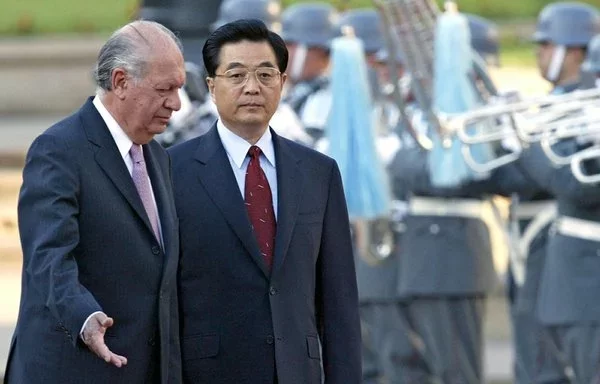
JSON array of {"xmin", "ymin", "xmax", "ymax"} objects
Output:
[{"xmin": 5, "ymin": 21, "xmax": 184, "ymax": 383}]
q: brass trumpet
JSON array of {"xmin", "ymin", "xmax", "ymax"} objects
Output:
[
  {"xmin": 447, "ymin": 87, "xmax": 600, "ymax": 171},
  {"xmin": 571, "ymin": 145, "xmax": 600, "ymax": 184}
]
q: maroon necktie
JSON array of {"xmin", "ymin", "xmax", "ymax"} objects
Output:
[{"xmin": 245, "ymin": 145, "xmax": 276, "ymax": 270}]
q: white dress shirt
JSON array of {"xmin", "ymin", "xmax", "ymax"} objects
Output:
[
  {"xmin": 216, "ymin": 120, "xmax": 278, "ymax": 220},
  {"xmin": 80, "ymin": 96, "xmax": 164, "ymax": 339}
]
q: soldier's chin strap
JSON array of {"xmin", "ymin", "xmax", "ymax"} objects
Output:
[
  {"xmin": 546, "ymin": 45, "xmax": 566, "ymax": 83},
  {"xmin": 289, "ymin": 44, "xmax": 308, "ymax": 83}
]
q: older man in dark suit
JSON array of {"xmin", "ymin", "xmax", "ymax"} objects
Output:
[
  {"xmin": 169, "ymin": 19, "xmax": 361, "ymax": 384},
  {"xmin": 5, "ymin": 21, "xmax": 185, "ymax": 383}
]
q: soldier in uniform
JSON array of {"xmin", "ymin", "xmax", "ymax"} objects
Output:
[
  {"xmin": 333, "ymin": 11, "xmax": 417, "ymax": 384},
  {"xmin": 337, "ymin": 9, "xmax": 387, "ymax": 102},
  {"xmin": 495, "ymin": 4, "xmax": 600, "ymax": 383},
  {"xmin": 582, "ymin": 34, "xmax": 600, "ymax": 88},
  {"xmin": 389, "ymin": 135, "xmax": 499, "ymax": 384},
  {"xmin": 382, "ymin": 11, "xmax": 511, "ymax": 383},
  {"xmin": 465, "ymin": 14, "xmax": 500, "ymax": 67},
  {"xmin": 521, "ymin": 4, "xmax": 600, "ymax": 383},
  {"xmin": 280, "ymin": 3, "xmax": 339, "ymax": 144}
]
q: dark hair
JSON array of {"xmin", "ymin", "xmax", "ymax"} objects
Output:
[{"xmin": 202, "ymin": 19, "xmax": 288, "ymax": 77}]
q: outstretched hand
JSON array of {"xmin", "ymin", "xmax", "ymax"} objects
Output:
[{"xmin": 81, "ymin": 312, "xmax": 128, "ymax": 367}]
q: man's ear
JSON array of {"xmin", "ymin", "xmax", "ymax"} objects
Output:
[
  {"xmin": 206, "ymin": 77, "xmax": 216, "ymax": 102},
  {"xmin": 112, "ymin": 68, "xmax": 128, "ymax": 99},
  {"xmin": 280, "ymin": 73, "xmax": 287, "ymax": 90}
]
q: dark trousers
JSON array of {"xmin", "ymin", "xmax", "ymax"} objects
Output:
[
  {"xmin": 360, "ymin": 302, "xmax": 425, "ymax": 384},
  {"xmin": 399, "ymin": 297, "xmax": 485, "ymax": 384},
  {"xmin": 549, "ymin": 325, "xmax": 600, "ymax": 384}
]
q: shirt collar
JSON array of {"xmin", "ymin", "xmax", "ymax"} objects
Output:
[
  {"xmin": 217, "ymin": 119, "xmax": 275, "ymax": 169},
  {"xmin": 92, "ymin": 95, "xmax": 133, "ymax": 160}
]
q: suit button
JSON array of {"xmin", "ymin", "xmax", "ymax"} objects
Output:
[
  {"xmin": 269, "ymin": 286, "xmax": 277, "ymax": 296},
  {"xmin": 148, "ymin": 337, "xmax": 156, "ymax": 346},
  {"xmin": 429, "ymin": 224, "xmax": 440, "ymax": 235},
  {"xmin": 266, "ymin": 335, "xmax": 274, "ymax": 345},
  {"xmin": 152, "ymin": 246, "xmax": 160, "ymax": 255}
]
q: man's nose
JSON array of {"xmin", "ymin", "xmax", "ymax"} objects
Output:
[
  {"xmin": 243, "ymin": 72, "xmax": 260, "ymax": 94},
  {"xmin": 166, "ymin": 89, "xmax": 182, "ymax": 111}
]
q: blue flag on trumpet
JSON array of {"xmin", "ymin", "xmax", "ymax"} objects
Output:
[
  {"xmin": 326, "ymin": 35, "xmax": 390, "ymax": 219},
  {"xmin": 429, "ymin": 8, "xmax": 495, "ymax": 187}
]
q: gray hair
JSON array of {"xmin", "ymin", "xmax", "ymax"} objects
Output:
[{"xmin": 93, "ymin": 20, "xmax": 183, "ymax": 93}]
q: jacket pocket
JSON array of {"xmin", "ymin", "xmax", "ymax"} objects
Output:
[
  {"xmin": 306, "ymin": 335, "xmax": 321, "ymax": 360},
  {"xmin": 183, "ymin": 333, "xmax": 219, "ymax": 360}
]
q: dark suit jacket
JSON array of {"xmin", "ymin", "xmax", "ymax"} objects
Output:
[
  {"xmin": 5, "ymin": 98, "xmax": 181, "ymax": 384},
  {"xmin": 169, "ymin": 124, "xmax": 361, "ymax": 384}
]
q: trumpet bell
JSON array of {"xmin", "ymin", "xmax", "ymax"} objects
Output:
[{"xmin": 571, "ymin": 145, "xmax": 600, "ymax": 184}]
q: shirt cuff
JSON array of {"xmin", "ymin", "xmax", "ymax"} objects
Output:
[{"xmin": 79, "ymin": 311, "xmax": 105, "ymax": 340}]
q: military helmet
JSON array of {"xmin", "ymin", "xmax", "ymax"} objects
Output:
[
  {"xmin": 337, "ymin": 8, "xmax": 384, "ymax": 54},
  {"xmin": 211, "ymin": 0, "xmax": 282, "ymax": 32},
  {"xmin": 464, "ymin": 14, "xmax": 499, "ymax": 64},
  {"xmin": 281, "ymin": 2, "xmax": 340, "ymax": 49},
  {"xmin": 583, "ymin": 34, "xmax": 600, "ymax": 73},
  {"xmin": 374, "ymin": 47, "xmax": 403, "ymax": 65},
  {"xmin": 532, "ymin": 2, "xmax": 600, "ymax": 47}
]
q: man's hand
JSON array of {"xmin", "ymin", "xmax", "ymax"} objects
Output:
[{"xmin": 81, "ymin": 312, "xmax": 128, "ymax": 367}]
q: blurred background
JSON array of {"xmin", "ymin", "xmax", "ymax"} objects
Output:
[{"xmin": 1, "ymin": 0, "xmax": 595, "ymax": 382}]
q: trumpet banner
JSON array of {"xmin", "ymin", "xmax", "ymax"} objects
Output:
[
  {"xmin": 429, "ymin": 10, "xmax": 495, "ymax": 187},
  {"xmin": 326, "ymin": 36, "xmax": 390, "ymax": 219}
]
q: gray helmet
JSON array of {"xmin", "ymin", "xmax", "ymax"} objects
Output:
[
  {"xmin": 532, "ymin": 2, "xmax": 600, "ymax": 47},
  {"xmin": 281, "ymin": 2, "xmax": 340, "ymax": 49},
  {"xmin": 211, "ymin": 0, "xmax": 282, "ymax": 32},
  {"xmin": 374, "ymin": 47, "xmax": 403, "ymax": 65},
  {"xmin": 337, "ymin": 8, "xmax": 384, "ymax": 54},
  {"xmin": 464, "ymin": 14, "xmax": 499, "ymax": 64},
  {"xmin": 583, "ymin": 34, "xmax": 600, "ymax": 73}
]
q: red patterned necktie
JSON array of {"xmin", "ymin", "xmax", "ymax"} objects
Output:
[{"xmin": 245, "ymin": 145, "xmax": 276, "ymax": 271}]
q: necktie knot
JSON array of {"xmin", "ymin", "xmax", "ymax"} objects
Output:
[
  {"xmin": 248, "ymin": 145, "xmax": 262, "ymax": 160},
  {"xmin": 130, "ymin": 144, "xmax": 144, "ymax": 164}
]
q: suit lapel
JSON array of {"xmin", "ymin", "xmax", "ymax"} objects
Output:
[
  {"xmin": 145, "ymin": 143, "xmax": 173, "ymax": 251},
  {"xmin": 145, "ymin": 142, "xmax": 181, "ymax": 290},
  {"xmin": 194, "ymin": 126, "xmax": 270, "ymax": 278},
  {"xmin": 80, "ymin": 99, "xmax": 156, "ymax": 240},
  {"xmin": 271, "ymin": 131, "xmax": 303, "ymax": 277}
]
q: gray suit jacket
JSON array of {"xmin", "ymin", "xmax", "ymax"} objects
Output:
[{"xmin": 5, "ymin": 98, "xmax": 181, "ymax": 383}]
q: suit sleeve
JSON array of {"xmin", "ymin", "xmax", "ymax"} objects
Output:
[
  {"xmin": 18, "ymin": 134, "xmax": 102, "ymax": 345},
  {"xmin": 316, "ymin": 161, "xmax": 361, "ymax": 383}
]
